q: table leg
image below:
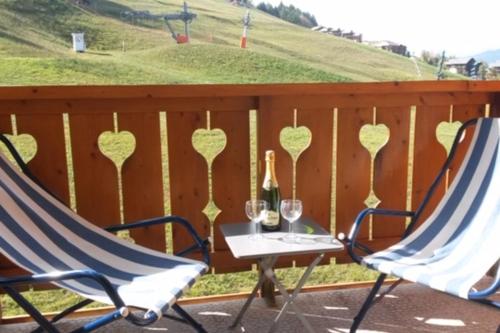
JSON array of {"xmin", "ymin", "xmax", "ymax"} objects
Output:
[
  {"xmin": 263, "ymin": 253, "xmax": 325, "ymax": 333},
  {"xmin": 230, "ymin": 257, "xmax": 278, "ymax": 329}
]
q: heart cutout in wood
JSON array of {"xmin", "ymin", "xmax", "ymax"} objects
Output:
[
  {"xmin": 192, "ymin": 128, "xmax": 227, "ymax": 165},
  {"xmin": 279, "ymin": 126, "xmax": 312, "ymax": 161},
  {"xmin": 436, "ymin": 121, "xmax": 462, "ymax": 155},
  {"xmin": 98, "ymin": 131, "xmax": 136, "ymax": 168},
  {"xmin": 359, "ymin": 123, "xmax": 390, "ymax": 158},
  {"xmin": 2, "ymin": 133, "xmax": 37, "ymax": 163}
]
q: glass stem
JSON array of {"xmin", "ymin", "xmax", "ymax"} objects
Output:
[
  {"xmin": 255, "ymin": 220, "xmax": 259, "ymax": 236},
  {"xmin": 289, "ymin": 221, "xmax": 294, "ymax": 238}
]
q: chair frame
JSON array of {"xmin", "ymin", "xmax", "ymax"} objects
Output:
[
  {"xmin": 0, "ymin": 134, "xmax": 210, "ymax": 333},
  {"xmin": 342, "ymin": 118, "xmax": 500, "ymax": 332}
]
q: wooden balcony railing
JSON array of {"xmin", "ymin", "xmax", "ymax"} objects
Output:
[{"xmin": 0, "ymin": 81, "xmax": 499, "ymax": 278}]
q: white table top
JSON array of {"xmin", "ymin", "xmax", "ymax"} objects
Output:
[{"xmin": 220, "ymin": 218, "xmax": 344, "ymax": 260}]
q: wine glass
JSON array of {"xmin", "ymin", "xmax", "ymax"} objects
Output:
[
  {"xmin": 245, "ymin": 200, "xmax": 268, "ymax": 240},
  {"xmin": 281, "ymin": 199, "xmax": 302, "ymax": 242}
]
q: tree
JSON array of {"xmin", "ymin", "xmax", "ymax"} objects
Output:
[
  {"xmin": 420, "ymin": 50, "xmax": 442, "ymax": 66},
  {"xmin": 256, "ymin": 2, "xmax": 317, "ymax": 28}
]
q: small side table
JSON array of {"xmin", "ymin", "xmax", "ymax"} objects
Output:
[{"xmin": 220, "ymin": 218, "xmax": 344, "ymax": 333}]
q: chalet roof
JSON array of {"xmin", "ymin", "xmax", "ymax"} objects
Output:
[{"xmin": 445, "ymin": 58, "xmax": 475, "ymax": 66}]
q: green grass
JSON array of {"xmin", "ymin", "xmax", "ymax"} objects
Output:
[{"xmin": 0, "ymin": 0, "xmax": 456, "ymax": 85}]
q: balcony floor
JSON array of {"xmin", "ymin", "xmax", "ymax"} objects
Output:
[{"xmin": 2, "ymin": 283, "xmax": 499, "ymax": 333}]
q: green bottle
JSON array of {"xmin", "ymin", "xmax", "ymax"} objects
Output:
[{"xmin": 260, "ymin": 150, "xmax": 281, "ymax": 231}]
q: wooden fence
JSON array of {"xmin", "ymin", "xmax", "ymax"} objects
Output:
[{"xmin": 0, "ymin": 81, "xmax": 499, "ymax": 278}]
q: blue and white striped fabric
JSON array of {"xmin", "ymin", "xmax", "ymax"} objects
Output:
[
  {"xmin": 363, "ymin": 118, "xmax": 500, "ymax": 299},
  {"xmin": 0, "ymin": 150, "xmax": 208, "ymax": 315}
]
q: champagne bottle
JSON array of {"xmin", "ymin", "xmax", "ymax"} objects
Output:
[{"xmin": 260, "ymin": 150, "xmax": 281, "ymax": 231}]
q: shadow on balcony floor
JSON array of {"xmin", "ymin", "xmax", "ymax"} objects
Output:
[{"xmin": 2, "ymin": 283, "xmax": 499, "ymax": 333}]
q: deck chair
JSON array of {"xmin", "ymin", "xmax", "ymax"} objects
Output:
[
  {"xmin": 342, "ymin": 117, "xmax": 500, "ymax": 332},
  {"xmin": 0, "ymin": 134, "xmax": 210, "ymax": 333}
]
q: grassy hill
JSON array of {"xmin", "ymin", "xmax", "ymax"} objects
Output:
[{"xmin": 0, "ymin": 0, "xmax": 441, "ymax": 85}]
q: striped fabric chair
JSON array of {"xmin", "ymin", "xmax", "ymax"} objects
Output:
[
  {"xmin": 0, "ymin": 135, "xmax": 210, "ymax": 333},
  {"xmin": 343, "ymin": 117, "xmax": 500, "ymax": 332}
]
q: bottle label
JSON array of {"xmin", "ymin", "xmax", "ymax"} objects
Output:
[
  {"xmin": 263, "ymin": 179, "xmax": 273, "ymax": 191},
  {"xmin": 262, "ymin": 210, "xmax": 279, "ymax": 227}
]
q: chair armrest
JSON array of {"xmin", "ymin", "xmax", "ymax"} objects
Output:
[
  {"xmin": 0, "ymin": 270, "xmax": 126, "ymax": 309},
  {"xmin": 342, "ymin": 208, "xmax": 415, "ymax": 264},
  {"xmin": 105, "ymin": 215, "xmax": 210, "ymax": 266}
]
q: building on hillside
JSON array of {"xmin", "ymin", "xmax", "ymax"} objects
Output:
[
  {"xmin": 341, "ymin": 30, "xmax": 362, "ymax": 43},
  {"xmin": 444, "ymin": 58, "xmax": 478, "ymax": 77},
  {"xmin": 365, "ymin": 40, "xmax": 409, "ymax": 56},
  {"xmin": 311, "ymin": 26, "xmax": 362, "ymax": 42},
  {"xmin": 489, "ymin": 60, "xmax": 500, "ymax": 75}
]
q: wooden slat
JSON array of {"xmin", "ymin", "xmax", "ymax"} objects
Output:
[
  {"xmin": 2, "ymin": 81, "xmax": 500, "ymax": 101},
  {"xmin": 448, "ymin": 105, "xmax": 486, "ymax": 184},
  {"xmin": 257, "ymin": 96, "xmax": 295, "ymax": 268},
  {"xmin": 0, "ymin": 115, "xmax": 11, "ymax": 133},
  {"xmin": 257, "ymin": 97, "xmax": 294, "ymax": 197},
  {"xmin": 69, "ymin": 113, "xmax": 120, "ymax": 227},
  {"xmin": 335, "ymin": 107, "xmax": 372, "ymax": 242},
  {"xmin": 372, "ymin": 107, "xmax": 411, "ymax": 239},
  {"xmin": 411, "ymin": 106, "xmax": 449, "ymax": 224},
  {"xmin": 245, "ymin": 92, "xmax": 491, "ymax": 111},
  {"xmin": 211, "ymin": 109, "xmax": 251, "ymax": 259},
  {"xmin": 0, "ymin": 97, "xmax": 257, "ymax": 115},
  {"xmin": 491, "ymin": 93, "xmax": 500, "ymax": 117},
  {"xmin": 119, "ymin": 111, "xmax": 165, "ymax": 252},
  {"xmin": 16, "ymin": 113, "xmax": 70, "ymax": 205},
  {"xmin": 296, "ymin": 107, "xmax": 334, "ymax": 234},
  {"xmin": 167, "ymin": 111, "xmax": 210, "ymax": 256}
]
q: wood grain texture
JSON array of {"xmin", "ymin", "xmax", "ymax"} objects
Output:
[
  {"xmin": 211, "ymin": 109, "xmax": 251, "ymax": 259},
  {"xmin": 447, "ymin": 105, "xmax": 486, "ymax": 184},
  {"xmin": 336, "ymin": 107, "xmax": 372, "ymax": 256},
  {"xmin": 0, "ymin": 98, "xmax": 257, "ymax": 115},
  {"xmin": 1, "ymin": 81, "xmax": 499, "ymax": 101},
  {"xmin": 119, "ymin": 111, "xmax": 165, "ymax": 252},
  {"xmin": 372, "ymin": 107, "xmax": 411, "ymax": 239},
  {"xmin": 257, "ymin": 96, "xmax": 295, "ymax": 268},
  {"xmin": 0, "ymin": 115, "xmax": 11, "ymax": 133},
  {"xmin": 411, "ymin": 106, "xmax": 449, "ymax": 225},
  {"xmin": 296, "ymin": 107, "xmax": 334, "ymax": 234},
  {"xmin": 1, "ymin": 84, "xmax": 500, "ymax": 279},
  {"xmin": 167, "ymin": 111, "xmax": 210, "ymax": 257},
  {"xmin": 238, "ymin": 93, "xmax": 491, "ymax": 111},
  {"xmin": 69, "ymin": 113, "xmax": 120, "ymax": 228},
  {"xmin": 17, "ymin": 113, "xmax": 70, "ymax": 205},
  {"xmin": 491, "ymin": 93, "xmax": 500, "ymax": 117}
]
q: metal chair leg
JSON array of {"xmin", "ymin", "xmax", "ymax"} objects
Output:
[
  {"xmin": 350, "ymin": 273, "xmax": 387, "ymax": 333},
  {"xmin": 172, "ymin": 303, "xmax": 207, "ymax": 333},
  {"xmin": 4, "ymin": 286, "xmax": 61, "ymax": 333}
]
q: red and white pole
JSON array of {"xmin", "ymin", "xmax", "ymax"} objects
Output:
[{"xmin": 240, "ymin": 11, "xmax": 250, "ymax": 48}]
